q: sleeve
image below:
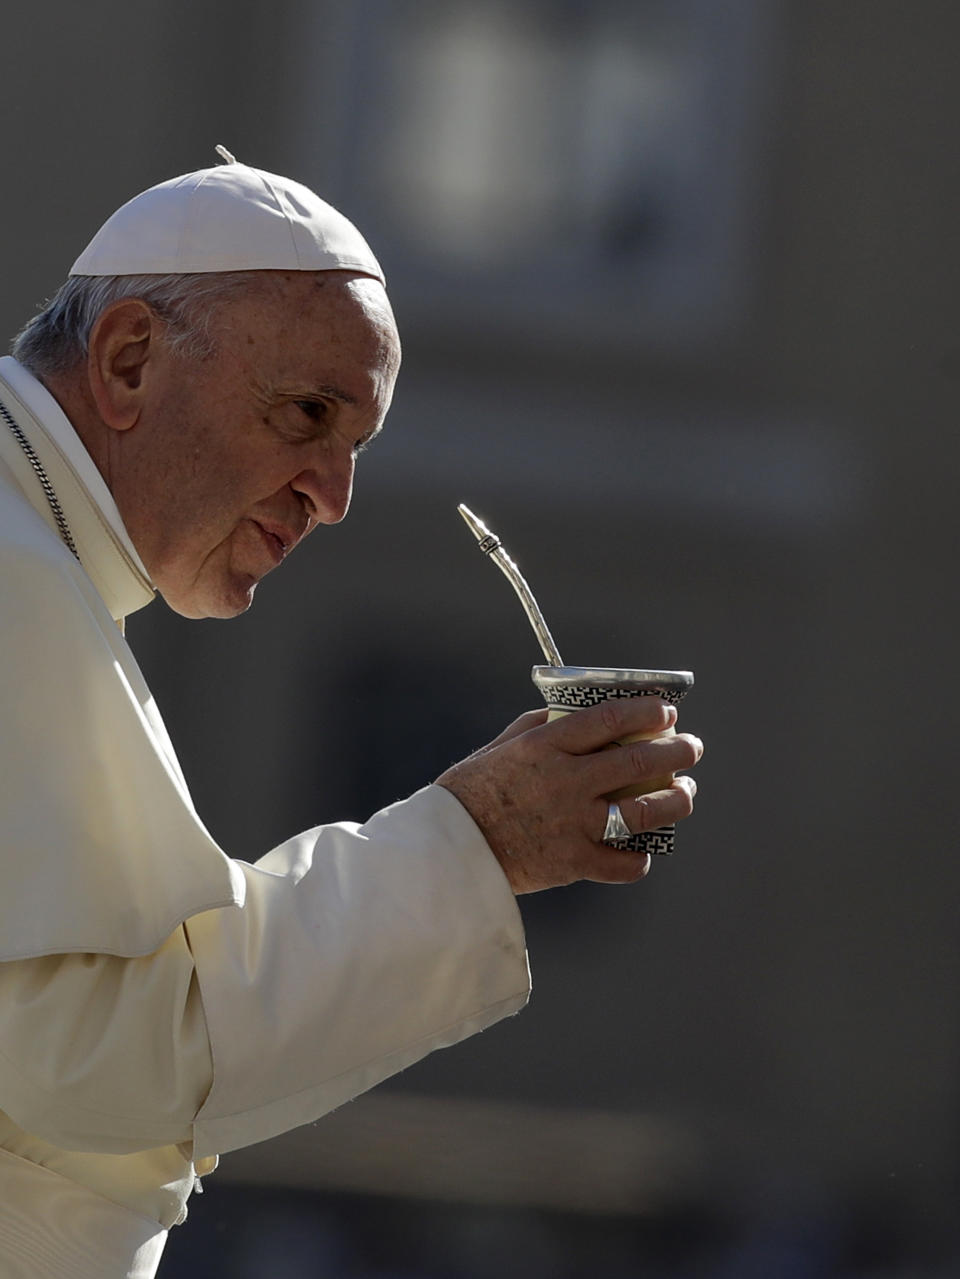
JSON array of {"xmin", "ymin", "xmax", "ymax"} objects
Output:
[
  {"xmin": 0, "ymin": 786, "xmax": 529, "ymax": 1158},
  {"xmin": 188, "ymin": 785, "xmax": 530, "ymax": 1160}
]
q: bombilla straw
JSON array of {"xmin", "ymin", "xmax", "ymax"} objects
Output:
[{"xmin": 457, "ymin": 503, "xmax": 564, "ymax": 667}]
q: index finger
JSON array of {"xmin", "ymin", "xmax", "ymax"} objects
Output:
[{"xmin": 543, "ymin": 696, "xmax": 677, "ymax": 755}]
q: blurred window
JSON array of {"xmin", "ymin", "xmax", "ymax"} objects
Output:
[{"xmin": 301, "ymin": 0, "xmax": 775, "ymax": 349}]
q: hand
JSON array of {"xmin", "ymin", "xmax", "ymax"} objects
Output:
[{"xmin": 436, "ymin": 698, "xmax": 703, "ymax": 893}]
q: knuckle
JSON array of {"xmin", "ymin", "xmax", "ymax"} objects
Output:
[
  {"xmin": 628, "ymin": 743, "xmax": 654, "ymax": 779},
  {"xmin": 669, "ymin": 735, "xmax": 700, "ymax": 769},
  {"xmin": 599, "ymin": 698, "xmax": 627, "ymax": 736},
  {"xmin": 674, "ymin": 779, "xmax": 695, "ymax": 818},
  {"xmin": 632, "ymin": 794, "xmax": 656, "ymax": 829}
]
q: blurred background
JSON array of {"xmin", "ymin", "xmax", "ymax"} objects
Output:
[{"xmin": 4, "ymin": 1, "xmax": 960, "ymax": 1275}]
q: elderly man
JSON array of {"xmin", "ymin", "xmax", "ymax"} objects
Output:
[{"xmin": 0, "ymin": 153, "xmax": 701, "ymax": 1278}]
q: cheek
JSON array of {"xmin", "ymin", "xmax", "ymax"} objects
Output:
[
  {"xmin": 185, "ymin": 441, "xmax": 265, "ymax": 518},
  {"xmin": 148, "ymin": 406, "xmax": 296, "ymax": 547},
  {"xmin": 152, "ymin": 466, "xmax": 250, "ymax": 566}
]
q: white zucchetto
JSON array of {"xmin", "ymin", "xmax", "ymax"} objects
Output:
[{"xmin": 69, "ymin": 149, "xmax": 384, "ymax": 284}]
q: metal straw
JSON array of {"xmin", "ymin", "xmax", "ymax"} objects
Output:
[{"xmin": 457, "ymin": 504, "xmax": 564, "ymax": 667}]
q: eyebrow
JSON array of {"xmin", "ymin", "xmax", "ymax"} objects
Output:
[{"xmin": 311, "ymin": 383, "xmax": 359, "ymax": 407}]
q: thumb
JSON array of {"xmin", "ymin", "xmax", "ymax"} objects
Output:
[{"xmin": 485, "ymin": 708, "xmax": 549, "ymax": 749}]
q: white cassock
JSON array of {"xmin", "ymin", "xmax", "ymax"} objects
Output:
[{"xmin": 0, "ymin": 356, "xmax": 530, "ymax": 1279}]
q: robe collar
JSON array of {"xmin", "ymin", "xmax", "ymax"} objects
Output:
[{"xmin": 0, "ymin": 358, "xmax": 155, "ymax": 622}]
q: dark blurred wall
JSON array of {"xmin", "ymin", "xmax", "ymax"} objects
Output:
[{"xmin": 3, "ymin": 1, "xmax": 960, "ymax": 1273}]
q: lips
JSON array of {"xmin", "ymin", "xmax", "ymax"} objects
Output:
[{"xmin": 250, "ymin": 519, "xmax": 293, "ymax": 566}]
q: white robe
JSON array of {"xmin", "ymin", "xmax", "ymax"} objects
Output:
[{"xmin": 0, "ymin": 358, "xmax": 530, "ymax": 1278}]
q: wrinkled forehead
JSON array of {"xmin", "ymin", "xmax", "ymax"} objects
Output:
[
  {"xmin": 277, "ymin": 272, "xmax": 397, "ymax": 365},
  {"xmin": 205, "ymin": 270, "xmax": 392, "ymax": 337},
  {"xmin": 214, "ymin": 271, "xmax": 401, "ymax": 388}
]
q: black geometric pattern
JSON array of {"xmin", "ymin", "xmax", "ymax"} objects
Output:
[
  {"xmin": 540, "ymin": 685, "xmax": 687, "ymax": 710},
  {"xmin": 606, "ymin": 823, "xmax": 675, "ymax": 857}
]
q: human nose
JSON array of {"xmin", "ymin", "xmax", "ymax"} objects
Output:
[{"xmin": 290, "ymin": 451, "xmax": 355, "ymax": 526}]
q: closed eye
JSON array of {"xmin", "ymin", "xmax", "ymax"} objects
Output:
[{"xmin": 294, "ymin": 399, "xmax": 327, "ymax": 423}]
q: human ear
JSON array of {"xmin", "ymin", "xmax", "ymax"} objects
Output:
[{"xmin": 86, "ymin": 299, "xmax": 156, "ymax": 432}]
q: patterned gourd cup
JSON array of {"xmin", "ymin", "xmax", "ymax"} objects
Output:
[{"xmin": 531, "ymin": 665, "xmax": 694, "ymax": 856}]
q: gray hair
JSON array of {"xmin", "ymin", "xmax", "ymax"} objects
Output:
[{"xmin": 11, "ymin": 272, "xmax": 259, "ymax": 377}]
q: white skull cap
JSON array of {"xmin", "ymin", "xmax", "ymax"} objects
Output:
[{"xmin": 69, "ymin": 148, "xmax": 384, "ymax": 284}]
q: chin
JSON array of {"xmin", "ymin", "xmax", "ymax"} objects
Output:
[{"xmin": 159, "ymin": 577, "xmax": 258, "ymax": 620}]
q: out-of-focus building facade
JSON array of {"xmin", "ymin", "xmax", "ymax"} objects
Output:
[{"xmin": 4, "ymin": 2, "xmax": 959, "ymax": 1274}]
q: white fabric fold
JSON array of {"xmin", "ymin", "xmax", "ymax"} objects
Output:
[
  {"xmin": 0, "ymin": 356, "xmax": 149, "ymax": 581},
  {"xmin": 189, "ymin": 786, "xmax": 529, "ymax": 1158},
  {"xmin": 0, "ymin": 1148, "xmax": 167, "ymax": 1279},
  {"xmin": 0, "ymin": 357, "xmax": 531, "ymax": 1274},
  {"xmin": 0, "ymin": 366, "xmax": 245, "ymax": 959}
]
